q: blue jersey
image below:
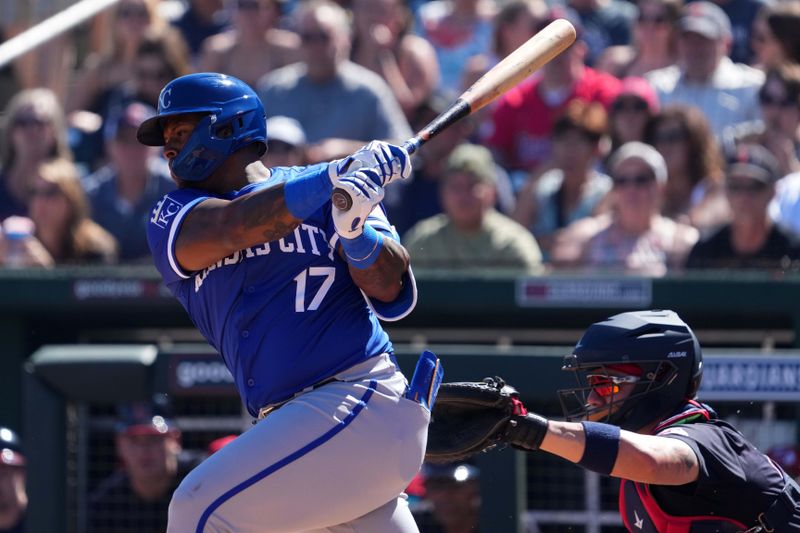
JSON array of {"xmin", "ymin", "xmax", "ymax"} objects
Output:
[{"xmin": 146, "ymin": 163, "xmax": 416, "ymax": 416}]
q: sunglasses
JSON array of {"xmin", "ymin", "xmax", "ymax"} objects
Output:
[
  {"xmin": 586, "ymin": 374, "xmax": 639, "ymax": 398},
  {"xmin": 237, "ymin": 0, "xmax": 261, "ymax": 10},
  {"xmin": 653, "ymin": 129, "xmax": 684, "ymax": 144},
  {"xmin": 759, "ymin": 93, "xmax": 796, "ymax": 108},
  {"xmin": 29, "ymin": 185, "xmax": 61, "ymax": 199},
  {"xmin": 726, "ymin": 179, "xmax": 768, "ymax": 194},
  {"xmin": 300, "ymin": 31, "xmax": 332, "ymax": 44},
  {"xmin": 613, "ymin": 173, "xmax": 655, "ymax": 188},
  {"xmin": 637, "ymin": 13, "xmax": 667, "ymax": 24},
  {"xmin": 117, "ymin": 5, "xmax": 149, "ymax": 19},
  {"xmin": 14, "ymin": 116, "xmax": 49, "ymax": 128},
  {"xmin": 613, "ymin": 98, "xmax": 649, "ymax": 113}
]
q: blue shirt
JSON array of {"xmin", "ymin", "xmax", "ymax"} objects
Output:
[{"xmin": 146, "ymin": 163, "xmax": 416, "ymax": 416}]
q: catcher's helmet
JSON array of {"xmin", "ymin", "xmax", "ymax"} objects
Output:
[
  {"xmin": 137, "ymin": 72, "xmax": 267, "ymax": 182},
  {"xmin": 558, "ymin": 310, "xmax": 703, "ymax": 432}
]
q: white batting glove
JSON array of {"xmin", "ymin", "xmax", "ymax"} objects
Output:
[
  {"xmin": 328, "ymin": 141, "xmax": 412, "ymax": 187},
  {"xmin": 332, "ymin": 168, "xmax": 385, "ymax": 239}
]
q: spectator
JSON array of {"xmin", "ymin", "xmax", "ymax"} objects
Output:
[
  {"xmin": 420, "ymin": 463, "xmax": 481, "ymax": 533},
  {"xmin": 646, "ymin": 105, "xmax": 730, "ymax": 232},
  {"xmin": 595, "ymin": 0, "xmax": 681, "ymax": 78},
  {"xmin": 67, "ymin": 0, "xmax": 168, "ymax": 114},
  {"xmin": 0, "ymin": 88, "xmax": 72, "ymax": 221},
  {"xmin": 462, "ymin": 0, "xmax": 548, "ymax": 90},
  {"xmin": 350, "ymin": 0, "xmax": 440, "ymax": 119},
  {"xmin": 686, "ymin": 144, "xmax": 800, "ymax": 270},
  {"xmin": 403, "ymin": 143, "xmax": 544, "ymax": 272},
  {"xmin": 13, "ymin": 158, "xmax": 118, "ymax": 267},
  {"xmin": 567, "ymin": 0, "xmax": 637, "ymax": 67},
  {"xmin": 263, "ymin": 116, "xmax": 308, "ymax": 167},
  {"xmin": 171, "ymin": 0, "xmax": 230, "ymax": 61},
  {"xmin": 257, "ymin": 0, "xmax": 412, "ymax": 162},
  {"xmin": 483, "ymin": 8, "xmax": 621, "ymax": 172},
  {"xmin": 70, "ymin": 28, "xmax": 193, "ymax": 173},
  {"xmin": 199, "ymin": 0, "xmax": 301, "ymax": 88},
  {"xmin": 608, "ymin": 76, "xmax": 660, "ymax": 153},
  {"xmin": 385, "ymin": 92, "xmax": 479, "ymax": 236},
  {"xmin": 88, "ymin": 401, "xmax": 186, "ymax": 533},
  {"xmin": 416, "ymin": 0, "xmax": 496, "ymax": 92},
  {"xmin": 751, "ymin": 1, "xmax": 800, "ymax": 70},
  {"xmin": 551, "ymin": 142, "xmax": 698, "ymax": 275},
  {"xmin": 0, "ymin": 426, "xmax": 26, "ymax": 533},
  {"xmin": 513, "ymin": 100, "xmax": 611, "ymax": 256},
  {"xmin": 83, "ymin": 102, "xmax": 174, "ymax": 263},
  {"xmin": 727, "ymin": 64, "xmax": 800, "ymax": 178},
  {"xmin": 646, "ymin": 1, "xmax": 764, "ymax": 136}
]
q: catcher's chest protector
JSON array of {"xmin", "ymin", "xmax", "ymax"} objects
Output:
[{"xmin": 619, "ymin": 480, "xmax": 746, "ymax": 532}]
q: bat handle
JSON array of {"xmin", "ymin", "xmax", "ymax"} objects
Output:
[{"xmin": 331, "ymin": 136, "xmax": 422, "ymax": 211}]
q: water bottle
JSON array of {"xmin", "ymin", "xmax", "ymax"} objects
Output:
[{"xmin": 3, "ymin": 216, "xmax": 34, "ymax": 269}]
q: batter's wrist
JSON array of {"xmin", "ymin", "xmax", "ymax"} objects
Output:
[
  {"xmin": 340, "ymin": 225, "xmax": 383, "ymax": 268},
  {"xmin": 284, "ymin": 164, "xmax": 334, "ymax": 220}
]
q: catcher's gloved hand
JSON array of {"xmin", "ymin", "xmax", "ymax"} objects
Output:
[{"xmin": 425, "ymin": 376, "xmax": 548, "ymax": 464}]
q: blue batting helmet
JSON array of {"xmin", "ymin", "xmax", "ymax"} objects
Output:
[{"xmin": 137, "ymin": 73, "xmax": 267, "ymax": 182}]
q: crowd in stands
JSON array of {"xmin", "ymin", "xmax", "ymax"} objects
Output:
[{"xmin": 0, "ymin": 0, "xmax": 798, "ymax": 275}]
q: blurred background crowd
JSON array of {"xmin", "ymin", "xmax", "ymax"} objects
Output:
[{"xmin": 0, "ymin": 0, "xmax": 798, "ymax": 276}]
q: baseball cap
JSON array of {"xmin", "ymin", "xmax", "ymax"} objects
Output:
[
  {"xmin": 726, "ymin": 143, "xmax": 780, "ymax": 184},
  {"xmin": 609, "ymin": 142, "xmax": 668, "ymax": 184},
  {"xmin": 615, "ymin": 77, "xmax": 660, "ymax": 114},
  {"xmin": 105, "ymin": 101, "xmax": 156, "ymax": 142},
  {"xmin": 678, "ymin": 1, "xmax": 731, "ymax": 40},
  {"xmin": 0, "ymin": 427, "xmax": 25, "ymax": 467},
  {"xmin": 266, "ymin": 116, "xmax": 306, "ymax": 147},
  {"xmin": 116, "ymin": 400, "xmax": 179, "ymax": 437},
  {"xmin": 445, "ymin": 143, "xmax": 497, "ymax": 184}
]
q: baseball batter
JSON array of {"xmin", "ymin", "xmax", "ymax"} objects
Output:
[{"xmin": 139, "ymin": 72, "xmax": 438, "ymax": 532}]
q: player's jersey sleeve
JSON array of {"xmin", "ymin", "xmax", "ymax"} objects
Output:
[
  {"xmin": 146, "ymin": 188, "xmax": 212, "ymax": 285},
  {"xmin": 325, "ymin": 202, "xmax": 418, "ymax": 321}
]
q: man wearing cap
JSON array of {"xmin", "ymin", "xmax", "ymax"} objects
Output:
[
  {"xmin": 403, "ymin": 143, "xmax": 544, "ymax": 272},
  {"xmin": 263, "ymin": 115, "xmax": 308, "ymax": 168},
  {"xmin": 646, "ymin": 1, "xmax": 763, "ymax": 137},
  {"xmin": 87, "ymin": 402, "xmax": 186, "ymax": 533},
  {"xmin": 551, "ymin": 141, "xmax": 698, "ymax": 275},
  {"xmin": 83, "ymin": 101, "xmax": 175, "ymax": 262},
  {"xmin": 686, "ymin": 143, "xmax": 800, "ymax": 269},
  {"xmin": 0, "ymin": 427, "xmax": 26, "ymax": 533}
]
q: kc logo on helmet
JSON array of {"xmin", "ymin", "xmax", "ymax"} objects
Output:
[{"xmin": 159, "ymin": 88, "xmax": 172, "ymax": 110}]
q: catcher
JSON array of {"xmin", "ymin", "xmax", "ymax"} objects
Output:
[{"xmin": 428, "ymin": 310, "xmax": 800, "ymax": 531}]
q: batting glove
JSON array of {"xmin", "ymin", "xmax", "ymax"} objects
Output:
[
  {"xmin": 332, "ymin": 168, "xmax": 386, "ymax": 239},
  {"xmin": 329, "ymin": 141, "xmax": 411, "ymax": 187}
]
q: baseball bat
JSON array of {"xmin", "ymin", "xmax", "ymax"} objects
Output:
[{"xmin": 331, "ymin": 18, "xmax": 577, "ymax": 211}]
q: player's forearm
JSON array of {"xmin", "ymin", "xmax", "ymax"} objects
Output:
[
  {"xmin": 175, "ymin": 184, "xmax": 302, "ymax": 272},
  {"xmin": 348, "ymin": 238, "xmax": 409, "ymax": 301}
]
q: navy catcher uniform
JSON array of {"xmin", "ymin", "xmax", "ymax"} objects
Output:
[
  {"xmin": 503, "ymin": 310, "xmax": 800, "ymax": 532},
  {"xmin": 140, "ymin": 73, "xmax": 439, "ymax": 532}
]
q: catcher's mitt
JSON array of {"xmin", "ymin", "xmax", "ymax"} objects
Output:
[{"xmin": 425, "ymin": 376, "xmax": 528, "ymax": 464}]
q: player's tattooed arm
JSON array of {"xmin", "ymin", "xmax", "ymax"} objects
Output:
[
  {"xmin": 347, "ymin": 238, "xmax": 410, "ymax": 302},
  {"xmin": 175, "ymin": 183, "xmax": 301, "ymax": 272}
]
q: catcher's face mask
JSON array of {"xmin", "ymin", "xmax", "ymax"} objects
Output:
[{"xmin": 557, "ymin": 356, "xmax": 677, "ymax": 427}]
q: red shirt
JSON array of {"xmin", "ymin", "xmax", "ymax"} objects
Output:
[{"xmin": 484, "ymin": 67, "xmax": 621, "ymax": 171}]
